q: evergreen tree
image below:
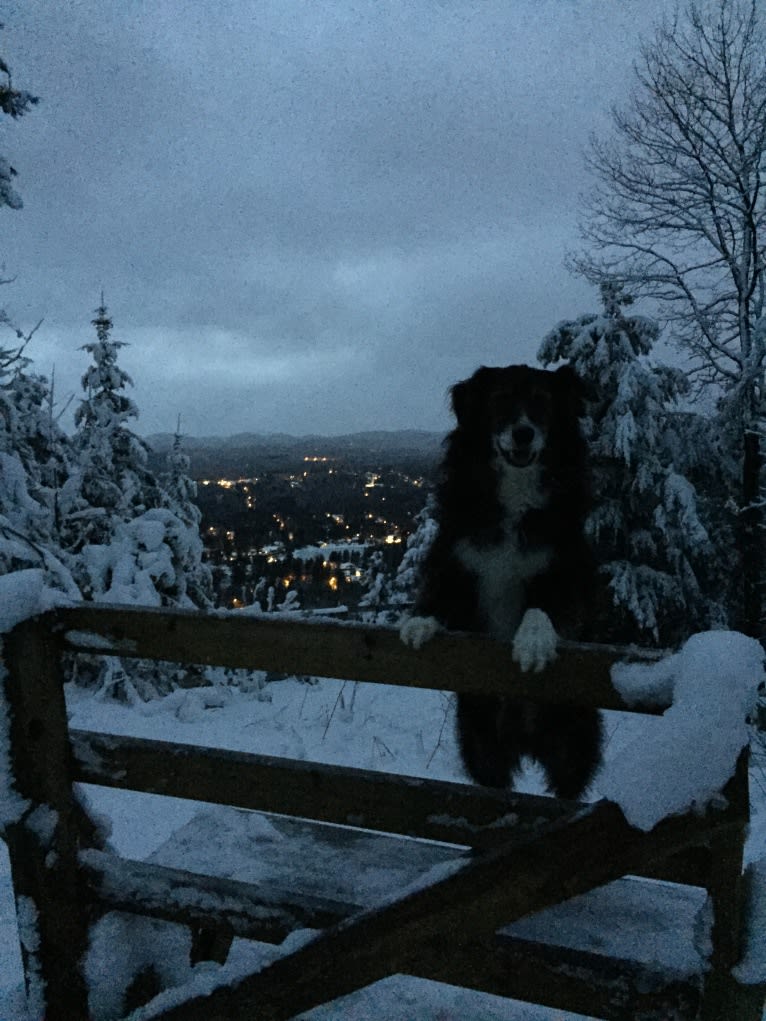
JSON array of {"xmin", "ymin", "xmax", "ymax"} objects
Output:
[
  {"xmin": 0, "ymin": 47, "xmax": 74, "ymax": 597},
  {"xmin": 0, "ymin": 339, "xmax": 78, "ymax": 597},
  {"xmin": 61, "ymin": 303, "xmax": 161, "ymax": 557},
  {"xmin": 573, "ymin": 0, "xmax": 766, "ymax": 636},
  {"xmin": 358, "ymin": 502, "xmax": 437, "ymax": 625},
  {"xmin": 62, "ymin": 306, "xmax": 212, "ymax": 697},
  {"xmin": 160, "ymin": 419, "xmax": 213, "ymax": 608},
  {"xmin": 0, "ymin": 46, "xmax": 38, "ymax": 211},
  {"xmin": 539, "ymin": 282, "xmax": 724, "ymax": 645}
]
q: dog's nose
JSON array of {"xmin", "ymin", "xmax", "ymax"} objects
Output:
[{"xmin": 513, "ymin": 425, "xmax": 535, "ymax": 448}]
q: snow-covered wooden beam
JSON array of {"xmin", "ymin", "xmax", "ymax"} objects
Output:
[
  {"xmin": 69, "ymin": 727, "xmax": 719, "ymax": 889},
  {"xmin": 79, "ymin": 847, "xmax": 359, "ymax": 944},
  {"xmin": 52, "ymin": 603, "xmax": 669, "ymax": 713},
  {"xmin": 148, "ymin": 797, "xmax": 737, "ymax": 1021}
]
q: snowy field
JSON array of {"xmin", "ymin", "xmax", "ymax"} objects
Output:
[{"xmin": 1, "ymin": 657, "xmax": 766, "ymax": 1019}]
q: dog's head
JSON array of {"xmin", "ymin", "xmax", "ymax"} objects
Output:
[{"xmin": 450, "ymin": 363, "xmax": 587, "ymax": 468}]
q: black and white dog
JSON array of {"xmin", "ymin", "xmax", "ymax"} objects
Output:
[{"xmin": 400, "ymin": 363, "xmax": 602, "ymax": 800}]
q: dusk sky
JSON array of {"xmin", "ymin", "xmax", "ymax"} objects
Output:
[{"xmin": 2, "ymin": 0, "xmax": 669, "ymax": 437}]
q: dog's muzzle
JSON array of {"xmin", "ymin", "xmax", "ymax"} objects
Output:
[{"xmin": 496, "ymin": 424, "xmax": 540, "ymax": 467}]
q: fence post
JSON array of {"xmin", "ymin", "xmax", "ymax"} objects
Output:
[
  {"xmin": 701, "ymin": 749, "xmax": 763, "ymax": 1021},
  {"xmin": 3, "ymin": 617, "xmax": 93, "ymax": 1020}
]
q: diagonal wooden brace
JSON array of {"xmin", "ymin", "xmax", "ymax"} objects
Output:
[{"xmin": 152, "ymin": 797, "xmax": 730, "ymax": 1021}]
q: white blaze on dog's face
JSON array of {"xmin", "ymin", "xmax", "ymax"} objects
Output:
[{"xmin": 488, "ymin": 384, "xmax": 553, "ymax": 469}]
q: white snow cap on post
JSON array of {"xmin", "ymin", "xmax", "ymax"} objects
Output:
[{"xmin": 601, "ymin": 631, "xmax": 764, "ymax": 831}]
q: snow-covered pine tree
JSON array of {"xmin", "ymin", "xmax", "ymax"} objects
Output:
[
  {"xmin": 62, "ymin": 305, "xmax": 212, "ymax": 697},
  {"xmin": 61, "ymin": 302, "xmax": 161, "ymax": 558},
  {"xmin": 160, "ymin": 419, "xmax": 213, "ymax": 609},
  {"xmin": 0, "ymin": 45, "xmax": 38, "ymax": 212},
  {"xmin": 0, "ymin": 47, "xmax": 72, "ymax": 593},
  {"xmin": 539, "ymin": 281, "xmax": 725, "ymax": 645},
  {"xmin": 358, "ymin": 502, "xmax": 437, "ymax": 625},
  {"xmin": 0, "ymin": 327, "xmax": 78, "ymax": 598}
]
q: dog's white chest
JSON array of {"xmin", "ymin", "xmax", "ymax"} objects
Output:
[
  {"xmin": 455, "ymin": 534, "xmax": 552, "ymax": 640},
  {"xmin": 496, "ymin": 461, "xmax": 548, "ymax": 521}
]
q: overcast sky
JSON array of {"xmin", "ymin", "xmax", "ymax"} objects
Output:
[{"xmin": 2, "ymin": 0, "xmax": 669, "ymax": 437}]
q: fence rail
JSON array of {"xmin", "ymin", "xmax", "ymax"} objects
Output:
[{"xmin": 2, "ymin": 604, "xmax": 763, "ymax": 1020}]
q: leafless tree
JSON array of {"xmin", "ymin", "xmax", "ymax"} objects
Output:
[{"xmin": 573, "ymin": 0, "xmax": 766, "ymax": 636}]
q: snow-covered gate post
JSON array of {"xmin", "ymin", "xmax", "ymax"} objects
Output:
[
  {"xmin": 702, "ymin": 749, "xmax": 763, "ymax": 1021},
  {"xmin": 2, "ymin": 615, "xmax": 93, "ymax": 1019}
]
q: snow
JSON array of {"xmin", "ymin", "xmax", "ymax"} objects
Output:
[
  {"xmin": 502, "ymin": 874, "xmax": 708, "ymax": 977},
  {"xmin": 601, "ymin": 631, "xmax": 764, "ymax": 831},
  {"xmin": 86, "ymin": 913, "xmax": 193, "ymax": 1021},
  {"xmin": 0, "ymin": 568, "xmax": 73, "ymax": 634}
]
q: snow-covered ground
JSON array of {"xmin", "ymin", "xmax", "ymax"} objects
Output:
[{"xmin": 1, "ymin": 658, "xmax": 766, "ymax": 1019}]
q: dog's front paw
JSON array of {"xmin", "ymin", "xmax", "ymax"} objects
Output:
[
  {"xmin": 400, "ymin": 615, "xmax": 440, "ymax": 650},
  {"xmin": 512, "ymin": 608, "xmax": 558, "ymax": 673}
]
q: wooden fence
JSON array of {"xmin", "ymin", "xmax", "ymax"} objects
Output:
[{"xmin": 2, "ymin": 604, "xmax": 764, "ymax": 1020}]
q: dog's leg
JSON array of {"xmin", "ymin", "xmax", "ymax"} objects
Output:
[
  {"xmin": 456, "ymin": 694, "xmax": 520, "ymax": 789},
  {"xmin": 512, "ymin": 608, "xmax": 558, "ymax": 672},
  {"xmin": 529, "ymin": 704, "xmax": 604, "ymax": 800}
]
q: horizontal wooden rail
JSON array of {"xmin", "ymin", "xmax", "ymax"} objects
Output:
[
  {"xmin": 51, "ymin": 604, "xmax": 668, "ymax": 712},
  {"xmin": 421, "ymin": 933, "xmax": 702, "ymax": 1021},
  {"xmin": 80, "ymin": 848, "xmax": 360, "ymax": 943},
  {"xmin": 81, "ymin": 848, "xmax": 705, "ymax": 1020},
  {"xmin": 71, "ymin": 729, "xmax": 569, "ymax": 848},
  {"xmin": 71, "ymin": 729, "xmax": 718, "ymax": 887},
  {"xmin": 82, "ymin": 846, "xmax": 709, "ymax": 1021}
]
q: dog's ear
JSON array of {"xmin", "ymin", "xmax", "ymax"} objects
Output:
[
  {"xmin": 450, "ymin": 367, "xmax": 492, "ymax": 428},
  {"xmin": 553, "ymin": 364, "xmax": 594, "ymax": 417}
]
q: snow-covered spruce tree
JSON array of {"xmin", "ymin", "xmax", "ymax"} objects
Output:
[
  {"xmin": 0, "ymin": 336, "xmax": 79, "ymax": 598},
  {"xmin": 0, "ymin": 45, "xmax": 38, "ymax": 212},
  {"xmin": 358, "ymin": 502, "xmax": 437, "ymax": 625},
  {"xmin": 540, "ymin": 282, "xmax": 724, "ymax": 645},
  {"xmin": 63, "ymin": 306, "xmax": 212, "ymax": 697},
  {"xmin": 61, "ymin": 303, "xmax": 161, "ymax": 558},
  {"xmin": 0, "ymin": 46, "xmax": 72, "ymax": 592},
  {"xmin": 161, "ymin": 420, "xmax": 213, "ymax": 609},
  {"xmin": 573, "ymin": 0, "xmax": 766, "ymax": 636}
]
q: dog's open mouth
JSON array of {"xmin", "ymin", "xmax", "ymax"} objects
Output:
[{"xmin": 496, "ymin": 443, "xmax": 538, "ymax": 468}]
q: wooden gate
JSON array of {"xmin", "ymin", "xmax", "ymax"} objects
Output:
[{"xmin": 2, "ymin": 604, "xmax": 764, "ymax": 1020}]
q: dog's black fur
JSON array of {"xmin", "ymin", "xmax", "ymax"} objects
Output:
[{"xmin": 403, "ymin": 363, "xmax": 602, "ymax": 800}]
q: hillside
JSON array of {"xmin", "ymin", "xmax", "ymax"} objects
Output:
[{"xmin": 146, "ymin": 430, "xmax": 443, "ymax": 479}]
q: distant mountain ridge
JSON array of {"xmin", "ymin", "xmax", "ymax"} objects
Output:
[
  {"xmin": 146, "ymin": 429, "xmax": 443, "ymax": 454},
  {"xmin": 146, "ymin": 429, "xmax": 444, "ymax": 478}
]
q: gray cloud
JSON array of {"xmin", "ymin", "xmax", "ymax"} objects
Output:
[{"xmin": 2, "ymin": 0, "xmax": 668, "ymax": 436}]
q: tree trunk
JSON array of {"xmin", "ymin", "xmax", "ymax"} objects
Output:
[{"xmin": 741, "ymin": 429, "xmax": 762, "ymax": 639}]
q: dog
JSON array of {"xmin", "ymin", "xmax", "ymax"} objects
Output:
[{"xmin": 400, "ymin": 363, "xmax": 602, "ymax": 800}]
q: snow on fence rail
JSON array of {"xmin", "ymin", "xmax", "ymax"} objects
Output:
[{"xmin": 1, "ymin": 602, "xmax": 765, "ymax": 1020}]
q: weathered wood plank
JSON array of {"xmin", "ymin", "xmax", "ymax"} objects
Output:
[
  {"xmin": 70, "ymin": 728, "xmax": 570, "ymax": 847},
  {"xmin": 70, "ymin": 729, "xmax": 719, "ymax": 887},
  {"xmin": 85, "ymin": 847, "xmax": 707, "ymax": 1021},
  {"xmin": 80, "ymin": 848, "xmax": 360, "ymax": 943},
  {"xmin": 52, "ymin": 603, "xmax": 668, "ymax": 712},
  {"xmin": 149, "ymin": 799, "xmax": 725, "ymax": 1021},
  {"xmin": 2, "ymin": 619, "xmax": 92, "ymax": 1021},
  {"xmin": 421, "ymin": 934, "xmax": 702, "ymax": 1021}
]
